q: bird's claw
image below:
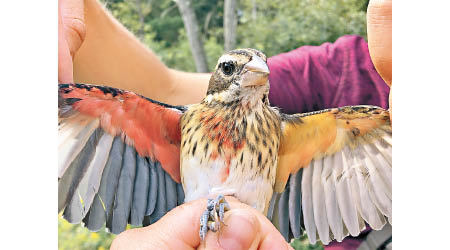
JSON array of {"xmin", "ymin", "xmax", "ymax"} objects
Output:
[{"xmin": 199, "ymin": 195, "xmax": 231, "ymax": 241}]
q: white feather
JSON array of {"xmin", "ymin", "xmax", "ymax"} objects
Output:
[
  {"xmin": 344, "ymin": 146, "xmax": 366, "ymax": 232},
  {"xmin": 301, "ymin": 164, "xmax": 317, "ymax": 244},
  {"xmin": 64, "ymin": 132, "xmax": 114, "ymax": 224},
  {"xmin": 361, "ymin": 141, "xmax": 392, "ymax": 199},
  {"xmin": 345, "ymin": 153, "xmax": 365, "ymax": 231},
  {"xmin": 322, "ymin": 156, "xmax": 344, "ymax": 242},
  {"xmin": 312, "ymin": 158, "xmax": 330, "ymax": 244},
  {"xmin": 357, "ymin": 145, "xmax": 392, "ymax": 219},
  {"xmin": 373, "ymin": 137, "xmax": 392, "ymax": 164},
  {"xmin": 351, "ymin": 146, "xmax": 386, "ymax": 230},
  {"xmin": 80, "ymin": 133, "xmax": 114, "ymax": 213},
  {"xmin": 335, "ymin": 148, "xmax": 360, "ymax": 236},
  {"xmin": 381, "ymin": 133, "xmax": 392, "ymax": 146},
  {"xmin": 58, "ymin": 116, "xmax": 91, "ymax": 148},
  {"xmin": 58, "ymin": 119, "xmax": 99, "ymax": 178}
]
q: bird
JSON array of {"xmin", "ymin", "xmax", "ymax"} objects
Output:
[{"xmin": 58, "ymin": 48, "xmax": 392, "ymax": 245}]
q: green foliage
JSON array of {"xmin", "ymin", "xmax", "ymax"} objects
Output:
[
  {"xmin": 290, "ymin": 234, "xmax": 324, "ymax": 250},
  {"xmin": 59, "ymin": 1, "xmax": 368, "ymax": 248},
  {"xmin": 58, "ymin": 216, "xmax": 115, "ymax": 250},
  {"xmin": 237, "ymin": 0, "xmax": 367, "ymax": 57}
]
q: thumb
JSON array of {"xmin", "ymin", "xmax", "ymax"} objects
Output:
[
  {"xmin": 58, "ymin": 2, "xmax": 73, "ymax": 83},
  {"xmin": 198, "ymin": 209, "xmax": 261, "ymax": 250},
  {"xmin": 367, "ymin": 0, "xmax": 392, "ymax": 87},
  {"xmin": 111, "ymin": 199, "xmax": 207, "ymax": 249},
  {"xmin": 110, "ymin": 197, "xmax": 293, "ymax": 250}
]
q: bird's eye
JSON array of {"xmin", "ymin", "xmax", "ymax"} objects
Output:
[{"xmin": 221, "ymin": 61, "xmax": 235, "ymax": 76}]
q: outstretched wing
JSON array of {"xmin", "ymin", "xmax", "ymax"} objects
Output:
[
  {"xmin": 58, "ymin": 83, "xmax": 186, "ymax": 234},
  {"xmin": 272, "ymin": 105, "xmax": 391, "ymax": 245}
]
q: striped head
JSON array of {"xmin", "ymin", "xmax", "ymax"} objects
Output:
[{"xmin": 206, "ymin": 48, "xmax": 270, "ymax": 106}]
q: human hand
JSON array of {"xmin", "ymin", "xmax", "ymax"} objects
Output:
[
  {"xmin": 367, "ymin": 0, "xmax": 392, "ymax": 120},
  {"xmin": 110, "ymin": 196, "xmax": 293, "ymax": 250},
  {"xmin": 58, "ymin": 0, "xmax": 85, "ymax": 83}
]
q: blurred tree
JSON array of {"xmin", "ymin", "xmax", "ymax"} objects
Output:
[
  {"xmin": 175, "ymin": 0, "xmax": 209, "ymax": 72},
  {"xmin": 237, "ymin": 0, "xmax": 367, "ymax": 57},
  {"xmin": 132, "ymin": 0, "xmax": 152, "ymax": 39},
  {"xmin": 224, "ymin": 0, "xmax": 237, "ymax": 51}
]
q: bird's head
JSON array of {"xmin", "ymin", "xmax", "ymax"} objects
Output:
[{"xmin": 205, "ymin": 48, "xmax": 270, "ymax": 106}]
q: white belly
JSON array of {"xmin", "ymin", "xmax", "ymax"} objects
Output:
[{"xmin": 181, "ymin": 155, "xmax": 274, "ymax": 213}]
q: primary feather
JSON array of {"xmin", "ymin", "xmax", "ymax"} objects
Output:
[{"xmin": 130, "ymin": 155, "xmax": 150, "ymax": 226}]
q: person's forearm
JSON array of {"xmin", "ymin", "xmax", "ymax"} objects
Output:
[
  {"xmin": 73, "ymin": 0, "xmax": 209, "ymax": 105},
  {"xmin": 168, "ymin": 69, "xmax": 211, "ymax": 105}
]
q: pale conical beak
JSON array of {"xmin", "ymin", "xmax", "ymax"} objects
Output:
[{"xmin": 241, "ymin": 55, "xmax": 270, "ymax": 87}]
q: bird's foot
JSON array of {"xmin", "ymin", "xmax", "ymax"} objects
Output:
[{"xmin": 199, "ymin": 194, "xmax": 231, "ymax": 241}]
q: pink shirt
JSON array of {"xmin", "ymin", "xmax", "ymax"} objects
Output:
[{"xmin": 268, "ymin": 35, "xmax": 389, "ymax": 113}]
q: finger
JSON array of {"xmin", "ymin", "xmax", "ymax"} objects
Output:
[
  {"xmin": 367, "ymin": 0, "xmax": 392, "ymax": 86},
  {"xmin": 111, "ymin": 199, "xmax": 207, "ymax": 250},
  {"xmin": 59, "ymin": 0, "xmax": 85, "ymax": 58},
  {"xmin": 258, "ymin": 232, "xmax": 294, "ymax": 250},
  {"xmin": 58, "ymin": 1, "xmax": 73, "ymax": 83},
  {"xmin": 110, "ymin": 197, "xmax": 293, "ymax": 250},
  {"xmin": 254, "ymin": 209, "xmax": 294, "ymax": 250},
  {"xmin": 199, "ymin": 208, "xmax": 261, "ymax": 250},
  {"xmin": 198, "ymin": 197, "xmax": 292, "ymax": 250}
]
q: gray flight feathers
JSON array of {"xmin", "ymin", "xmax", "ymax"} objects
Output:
[
  {"xmin": 277, "ymin": 186, "xmax": 290, "ymax": 241},
  {"xmin": 288, "ymin": 170, "xmax": 303, "ymax": 239},
  {"xmin": 177, "ymin": 183, "xmax": 185, "ymax": 205},
  {"xmin": 89, "ymin": 136, "xmax": 125, "ymax": 232},
  {"xmin": 63, "ymin": 131, "xmax": 113, "ymax": 224},
  {"xmin": 270, "ymin": 127, "xmax": 392, "ymax": 245},
  {"xmin": 267, "ymin": 192, "xmax": 280, "ymax": 222},
  {"xmin": 130, "ymin": 155, "xmax": 150, "ymax": 226},
  {"xmin": 59, "ymin": 127, "xmax": 103, "ymax": 213},
  {"xmin": 270, "ymin": 172, "xmax": 304, "ymax": 242},
  {"xmin": 58, "ymin": 132, "xmax": 183, "ymax": 234},
  {"xmin": 149, "ymin": 163, "xmax": 167, "ymax": 224},
  {"xmin": 145, "ymin": 161, "xmax": 158, "ymax": 216},
  {"xmin": 58, "ymin": 118, "xmax": 99, "ymax": 179},
  {"xmin": 110, "ymin": 144, "xmax": 137, "ymax": 234},
  {"xmin": 165, "ymin": 170, "xmax": 178, "ymax": 212}
]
